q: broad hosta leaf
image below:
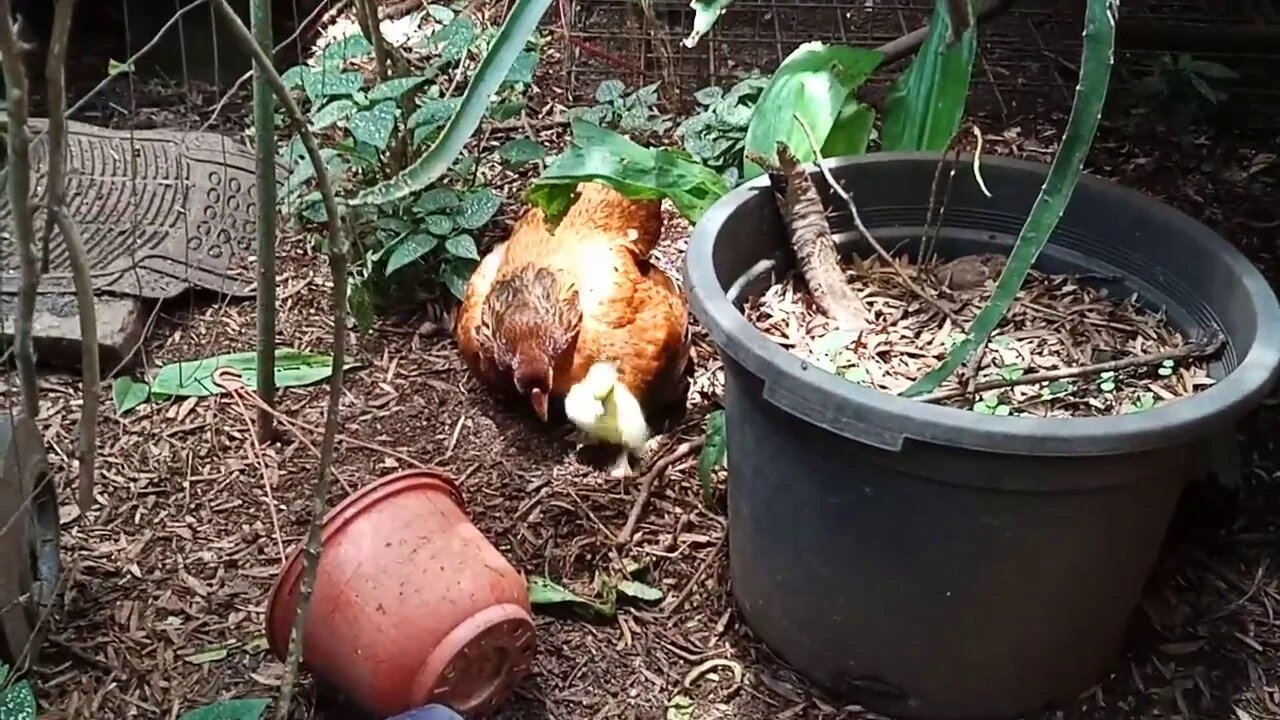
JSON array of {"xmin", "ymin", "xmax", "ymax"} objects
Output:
[
  {"xmin": 150, "ymin": 350, "xmax": 356, "ymax": 399},
  {"xmin": 350, "ymin": 0, "xmax": 553, "ymax": 206},
  {"xmin": 367, "ymin": 76, "xmax": 430, "ymax": 103},
  {"xmin": 178, "ymin": 698, "xmax": 270, "ymax": 720},
  {"xmin": 454, "ymin": 188, "xmax": 502, "ymax": 229},
  {"xmin": 595, "ymin": 79, "xmax": 626, "ymax": 103},
  {"xmin": 442, "ymin": 259, "xmax": 476, "ymax": 299},
  {"xmin": 424, "ymin": 215, "xmax": 455, "ymax": 236},
  {"xmin": 497, "ymin": 137, "xmax": 548, "ymax": 167},
  {"xmin": 820, "ymin": 101, "xmax": 876, "ymax": 157},
  {"xmin": 112, "ymin": 376, "xmax": 151, "ymax": 415},
  {"xmin": 348, "ymin": 101, "xmax": 400, "ymax": 150},
  {"xmin": 444, "ymin": 234, "xmax": 480, "ymax": 260},
  {"xmin": 415, "ymin": 187, "xmax": 461, "ymax": 213},
  {"xmin": 904, "ymin": 0, "xmax": 1116, "ymax": 396},
  {"xmin": 526, "ymin": 120, "xmax": 728, "ymax": 223},
  {"xmin": 385, "ymin": 233, "xmax": 441, "ymax": 275},
  {"xmin": 301, "ymin": 69, "xmax": 364, "ymax": 104},
  {"xmin": 879, "ymin": 0, "xmax": 978, "ymax": 152},
  {"xmin": 743, "ymin": 42, "xmax": 883, "ymax": 179},
  {"xmin": 309, "ymin": 98, "xmax": 358, "ymax": 130},
  {"xmin": 683, "ymin": 0, "xmax": 734, "ymax": 48},
  {"xmin": 319, "ymin": 34, "xmax": 374, "ymax": 67}
]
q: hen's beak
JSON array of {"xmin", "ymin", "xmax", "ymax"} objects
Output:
[{"xmin": 530, "ymin": 388, "xmax": 549, "ymax": 422}]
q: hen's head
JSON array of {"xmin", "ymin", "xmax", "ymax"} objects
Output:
[{"xmin": 478, "ymin": 267, "xmax": 582, "ymax": 422}]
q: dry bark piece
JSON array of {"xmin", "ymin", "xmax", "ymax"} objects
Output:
[{"xmin": 767, "ymin": 144, "xmax": 869, "ymax": 332}]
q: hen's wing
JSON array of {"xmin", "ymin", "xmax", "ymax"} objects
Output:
[{"xmin": 456, "ymin": 239, "xmax": 509, "ymax": 386}]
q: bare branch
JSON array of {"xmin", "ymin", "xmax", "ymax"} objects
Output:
[
  {"xmin": 208, "ymin": 3, "xmax": 347, "ymax": 719},
  {"xmin": 0, "ymin": 0, "xmax": 42, "ymax": 424}
]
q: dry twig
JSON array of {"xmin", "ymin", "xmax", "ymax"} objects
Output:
[
  {"xmin": 210, "ymin": 3, "xmax": 348, "ymax": 718},
  {"xmin": 918, "ymin": 332, "xmax": 1225, "ymax": 403},
  {"xmin": 617, "ymin": 438, "xmax": 703, "ymax": 544}
]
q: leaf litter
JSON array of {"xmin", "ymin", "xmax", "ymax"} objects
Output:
[{"xmin": 745, "ymin": 252, "xmax": 1216, "ymax": 418}]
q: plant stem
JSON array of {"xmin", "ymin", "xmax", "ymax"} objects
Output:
[
  {"xmin": 44, "ymin": 0, "xmax": 96, "ymax": 510},
  {"xmin": 209, "ymin": 4, "xmax": 347, "ymax": 720},
  {"xmin": 354, "ymin": 0, "xmax": 390, "ymax": 79},
  {"xmin": 902, "ymin": 0, "xmax": 1119, "ymax": 398},
  {"xmin": 0, "ymin": 0, "xmax": 42, "ymax": 424},
  {"xmin": 917, "ymin": 332, "xmax": 1224, "ymax": 403},
  {"xmin": 251, "ymin": 0, "xmax": 278, "ymax": 443}
]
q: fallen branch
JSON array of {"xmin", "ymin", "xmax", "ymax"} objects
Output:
[
  {"xmin": 793, "ymin": 114, "xmax": 962, "ymax": 327},
  {"xmin": 617, "ymin": 438, "xmax": 703, "ymax": 545},
  {"xmin": 765, "ymin": 144, "xmax": 869, "ymax": 332},
  {"xmin": 209, "ymin": 4, "xmax": 347, "ymax": 720},
  {"xmin": 917, "ymin": 331, "xmax": 1224, "ymax": 403}
]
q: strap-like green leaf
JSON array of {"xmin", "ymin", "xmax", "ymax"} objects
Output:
[
  {"xmin": 347, "ymin": 0, "xmax": 552, "ymax": 206},
  {"xmin": 879, "ymin": 0, "xmax": 977, "ymax": 152},
  {"xmin": 903, "ymin": 0, "xmax": 1118, "ymax": 397}
]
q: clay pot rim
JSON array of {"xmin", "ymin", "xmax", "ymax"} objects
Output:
[{"xmin": 263, "ymin": 468, "xmax": 466, "ymax": 657}]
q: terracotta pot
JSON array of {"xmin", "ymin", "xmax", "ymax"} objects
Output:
[{"xmin": 265, "ymin": 469, "xmax": 536, "ymax": 717}]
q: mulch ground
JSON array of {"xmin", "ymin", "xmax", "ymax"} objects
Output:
[{"xmin": 12, "ymin": 11, "xmax": 1280, "ymax": 720}]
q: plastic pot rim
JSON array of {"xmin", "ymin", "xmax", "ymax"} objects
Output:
[
  {"xmin": 264, "ymin": 468, "xmax": 466, "ymax": 658},
  {"xmin": 684, "ymin": 151, "xmax": 1280, "ymax": 457}
]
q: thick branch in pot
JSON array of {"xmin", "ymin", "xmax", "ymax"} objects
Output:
[{"xmin": 767, "ymin": 144, "xmax": 869, "ymax": 332}]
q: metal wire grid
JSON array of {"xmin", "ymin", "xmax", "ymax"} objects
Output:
[{"xmin": 563, "ymin": 0, "xmax": 1280, "ymax": 129}]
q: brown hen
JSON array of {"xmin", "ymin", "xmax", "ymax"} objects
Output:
[{"xmin": 455, "ymin": 181, "xmax": 691, "ymax": 432}]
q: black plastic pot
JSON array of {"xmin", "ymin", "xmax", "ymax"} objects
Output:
[{"xmin": 684, "ymin": 153, "xmax": 1280, "ymax": 720}]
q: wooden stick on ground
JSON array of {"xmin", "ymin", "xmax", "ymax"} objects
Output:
[
  {"xmin": 917, "ymin": 331, "xmax": 1225, "ymax": 403},
  {"xmin": 617, "ymin": 438, "xmax": 703, "ymax": 545}
]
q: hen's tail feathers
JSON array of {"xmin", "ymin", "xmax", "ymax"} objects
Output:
[{"xmin": 556, "ymin": 181, "xmax": 663, "ymax": 258}]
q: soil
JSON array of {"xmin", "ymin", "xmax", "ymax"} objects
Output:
[
  {"xmin": 745, "ymin": 253, "xmax": 1215, "ymax": 417},
  {"xmin": 9, "ymin": 6, "xmax": 1280, "ymax": 720}
]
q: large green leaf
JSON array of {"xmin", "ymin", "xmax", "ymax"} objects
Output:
[
  {"xmin": 879, "ymin": 0, "xmax": 978, "ymax": 152},
  {"xmin": 526, "ymin": 120, "xmax": 729, "ymax": 223},
  {"xmin": 903, "ymin": 0, "xmax": 1117, "ymax": 397},
  {"xmin": 385, "ymin": 233, "xmax": 440, "ymax": 275},
  {"xmin": 178, "ymin": 698, "xmax": 270, "ymax": 720},
  {"xmin": 112, "ymin": 376, "xmax": 151, "ymax": 415},
  {"xmin": 348, "ymin": 101, "xmax": 400, "ymax": 151},
  {"xmin": 349, "ymin": 0, "xmax": 553, "ymax": 206},
  {"xmin": 742, "ymin": 42, "xmax": 883, "ymax": 180},
  {"xmin": 0, "ymin": 662, "xmax": 36, "ymax": 720},
  {"xmin": 821, "ymin": 101, "xmax": 877, "ymax": 157},
  {"xmin": 149, "ymin": 349, "xmax": 358, "ymax": 399}
]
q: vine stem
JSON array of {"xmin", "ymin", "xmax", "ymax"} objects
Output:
[
  {"xmin": 209, "ymin": 2, "xmax": 347, "ymax": 719},
  {"xmin": 0, "ymin": 0, "xmax": 41, "ymax": 426}
]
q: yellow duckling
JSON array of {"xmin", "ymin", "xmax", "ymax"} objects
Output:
[{"xmin": 563, "ymin": 362, "xmax": 655, "ymax": 478}]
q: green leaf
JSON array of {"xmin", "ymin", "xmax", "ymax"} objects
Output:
[
  {"xmin": 301, "ymin": 69, "xmax": 365, "ymax": 104},
  {"xmin": 443, "ymin": 260, "xmax": 475, "ymax": 299},
  {"xmin": 281, "ymin": 65, "xmax": 307, "ymax": 89},
  {"xmin": 424, "ymin": 215, "xmax": 456, "ymax": 236},
  {"xmin": 0, "ymin": 661, "xmax": 37, "ymax": 720},
  {"xmin": 489, "ymin": 100, "xmax": 526, "ymax": 121},
  {"xmin": 309, "ymin": 98, "xmax": 359, "ymax": 130},
  {"xmin": 504, "ymin": 51, "xmax": 540, "ymax": 85},
  {"xmin": 348, "ymin": 282, "xmax": 377, "ymax": 333},
  {"xmin": 107, "ymin": 58, "xmax": 134, "ymax": 77},
  {"xmin": 666, "ymin": 694, "xmax": 696, "ymax": 720},
  {"xmin": 616, "ymin": 579, "xmax": 663, "ymax": 603},
  {"xmin": 367, "ymin": 76, "xmax": 430, "ymax": 103},
  {"xmin": 349, "ymin": 0, "xmax": 552, "ymax": 206},
  {"xmin": 497, "ymin": 137, "xmax": 548, "ymax": 168},
  {"xmin": 424, "ymin": 16, "xmax": 478, "ymax": 64},
  {"xmin": 527, "ymin": 575, "xmax": 615, "ymax": 618},
  {"xmin": 879, "ymin": 0, "xmax": 978, "ymax": 152},
  {"xmin": 820, "ymin": 101, "xmax": 876, "ymax": 157},
  {"xmin": 903, "ymin": 0, "xmax": 1116, "ymax": 397},
  {"xmin": 408, "ymin": 97, "xmax": 462, "ymax": 132},
  {"xmin": 150, "ymin": 350, "xmax": 357, "ymax": 399},
  {"xmin": 743, "ymin": 42, "xmax": 883, "ymax": 179},
  {"xmin": 444, "ymin": 234, "xmax": 480, "ymax": 260},
  {"xmin": 427, "ymin": 4, "xmax": 456, "ymax": 23},
  {"xmin": 178, "ymin": 698, "xmax": 270, "ymax": 720},
  {"xmin": 112, "ymin": 376, "xmax": 151, "ymax": 415},
  {"xmin": 526, "ymin": 120, "xmax": 729, "ymax": 223},
  {"xmin": 1186, "ymin": 59, "xmax": 1238, "ymax": 79},
  {"xmin": 319, "ymin": 34, "xmax": 374, "ymax": 67},
  {"xmin": 595, "ymin": 79, "xmax": 627, "ymax": 102},
  {"xmin": 697, "ymin": 409, "xmax": 726, "ymax": 505},
  {"xmin": 415, "ymin": 187, "xmax": 461, "ymax": 213},
  {"xmin": 454, "ymin": 188, "xmax": 502, "ymax": 229},
  {"xmin": 348, "ymin": 101, "xmax": 400, "ymax": 150},
  {"xmin": 683, "ymin": 0, "xmax": 734, "ymax": 49},
  {"xmin": 385, "ymin": 233, "xmax": 441, "ymax": 275}
]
